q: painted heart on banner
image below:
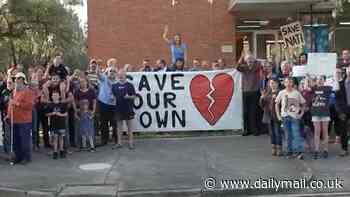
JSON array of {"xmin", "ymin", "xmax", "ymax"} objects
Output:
[{"xmin": 190, "ymin": 73, "xmax": 234, "ymax": 126}]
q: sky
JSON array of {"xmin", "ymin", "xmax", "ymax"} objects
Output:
[{"xmin": 73, "ymin": 0, "xmax": 87, "ymax": 27}]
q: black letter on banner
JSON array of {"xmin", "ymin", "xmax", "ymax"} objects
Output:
[
  {"xmin": 155, "ymin": 74, "xmax": 167, "ymax": 91},
  {"xmin": 156, "ymin": 111, "xmax": 168, "ymax": 128},
  {"xmin": 140, "ymin": 111, "xmax": 152, "ymax": 128},
  {"xmin": 133, "ymin": 93, "xmax": 143, "ymax": 109},
  {"xmin": 147, "ymin": 93, "xmax": 160, "ymax": 109},
  {"xmin": 126, "ymin": 75, "xmax": 133, "ymax": 81},
  {"xmin": 171, "ymin": 74, "xmax": 184, "ymax": 90},
  {"xmin": 138, "ymin": 75, "xmax": 150, "ymax": 91},
  {"xmin": 164, "ymin": 92, "xmax": 176, "ymax": 108},
  {"xmin": 172, "ymin": 110, "xmax": 186, "ymax": 128}
]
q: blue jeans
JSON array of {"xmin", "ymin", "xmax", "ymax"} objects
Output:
[
  {"xmin": 282, "ymin": 117, "xmax": 304, "ymax": 154},
  {"xmin": 270, "ymin": 120, "xmax": 283, "ymax": 146},
  {"xmin": 13, "ymin": 123, "xmax": 32, "ymax": 162}
]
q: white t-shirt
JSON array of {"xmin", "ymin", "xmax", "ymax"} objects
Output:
[{"xmin": 275, "ymin": 89, "xmax": 306, "ymax": 119}]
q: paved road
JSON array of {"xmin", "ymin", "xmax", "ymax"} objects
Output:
[{"xmin": 0, "ymin": 135, "xmax": 348, "ymax": 196}]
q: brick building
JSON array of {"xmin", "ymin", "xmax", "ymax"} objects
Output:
[{"xmin": 87, "ymin": 0, "xmax": 337, "ymax": 68}]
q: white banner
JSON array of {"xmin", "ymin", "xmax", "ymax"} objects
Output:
[
  {"xmin": 306, "ymin": 53, "xmax": 337, "ymax": 76},
  {"xmin": 280, "ymin": 21, "xmax": 305, "ymax": 48},
  {"xmin": 125, "ymin": 70, "xmax": 242, "ymax": 132}
]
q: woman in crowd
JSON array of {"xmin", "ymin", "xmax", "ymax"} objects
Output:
[
  {"xmin": 74, "ymin": 77, "xmax": 97, "ymax": 151},
  {"xmin": 335, "ymin": 67, "xmax": 350, "ymax": 157},
  {"xmin": 260, "ymin": 78, "xmax": 283, "ymax": 156},
  {"xmin": 162, "ymin": 25, "xmax": 187, "ymax": 65},
  {"xmin": 299, "ymin": 77, "xmax": 315, "ymax": 153},
  {"xmin": 7, "ymin": 72, "xmax": 35, "ymax": 165},
  {"xmin": 310, "ymin": 76, "xmax": 333, "ymax": 159}
]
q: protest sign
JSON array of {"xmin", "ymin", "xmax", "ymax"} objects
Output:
[
  {"xmin": 292, "ymin": 66, "xmax": 306, "ymax": 77},
  {"xmin": 280, "ymin": 21, "xmax": 305, "ymax": 48},
  {"xmin": 125, "ymin": 70, "xmax": 242, "ymax": 132},
  {"xmin": 306, "ymin": 53, "xmax": 337, "ymax": 76}
]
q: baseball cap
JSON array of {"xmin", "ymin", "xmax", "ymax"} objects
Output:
[{"xmin": 15, "ymin": 72, "xmax": 27, "ymax": 83}]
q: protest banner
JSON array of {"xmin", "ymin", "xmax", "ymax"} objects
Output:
[
  {"xmin": 280, "ymin": 21, "xmax": 305, "ymax": 48},
  {"xmin": 306, "ymin": 53, "xmax": 337, "ymax": 76},
  {"xmin": 126, "ymin": 70, "xmax": 242, "ymax": 132}
]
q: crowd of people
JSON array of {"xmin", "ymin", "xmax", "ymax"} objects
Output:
[
  {"xmin": 0, "ymin": 30, "xmax": 234, "ymax": 165},
  {"xmin": 238, "ymin": 49, "xmax": 350, "ymax": 160},
  {"xmin": 0, "ymin": 56, "xmax": 232, "ymax": 165},
  {"xmin": 1, "ymin": 28, "xmax": 350, "ymax": 165}
]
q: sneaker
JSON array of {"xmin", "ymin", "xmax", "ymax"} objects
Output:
[
  {"xmin": 53, "ymin": 152, "xmax": 58, "ymax": 160},
  {"xmin": 297, "ymin": 153, "xmax": 304, "ymax": 160},
  {"xmin": 90, "ymin": 148, "xmax": 96, "ymax": 153},
  {"xmin": 60, "ymin": 151, "xmax": 66, "ymax": 158},
  {"xmin": 338, "ymin": 150, "xmax": 348, "ymax": 157},
  {"xmin": 322, "ymin": 151, "xmax": 328, "ymax": 159},
  {"xmin": 313, "ymin": 152, "xmax": 319, "ymax": 160}
]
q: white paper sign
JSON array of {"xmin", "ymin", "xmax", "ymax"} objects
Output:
[
  {"xmin": 292, "ymin": 65, "xmax": 306, "ymax": 77},
  {"xmin": 125, "ymin": 70, "xmax": 243, "ymax": 132},
  {"xmin": 306, "ymin": 53, "xmax": 337, "ymax": 76}
]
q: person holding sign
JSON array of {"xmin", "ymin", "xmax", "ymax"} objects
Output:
[
  {"xmin": 112, "ymin": 69, "xmax": 136, "ymax": 150},
  {"xmin": 163, "ymin": 25, "xmax": 187, "ymax": 65},
  {"xmin": 310, "ymin": 76, "xmax": 333, "ymax": 159}
]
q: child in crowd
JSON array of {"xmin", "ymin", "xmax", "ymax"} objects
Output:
[
  {"xmin": 310, "ymin": 75, "xmax": 333, "ymax": 159},
  {"xmin": 260, "ymin": 78, "xmax": 283, "ymax": 156},
  {"xmin": 112, "ymin": 69, "xmax": 136, "ymax": 150},
  {"xmin": 275, "ymin": 77, "xmax": 306, "ymax": 160},
  {"xmin": 46, "ymin": 91, "xmax": 68, "ymax": 159},
  {"xmin": 78, "ymin": 99, "xmax": 95, "ymax": 152}
]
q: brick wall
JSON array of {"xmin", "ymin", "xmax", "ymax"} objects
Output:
[{"xmin": 88, "ymin": 0, "xmax": 236, "ymax": 69}]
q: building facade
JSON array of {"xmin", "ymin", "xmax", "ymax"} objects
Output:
[
  {"xmin": 88, "ymin": 0, "xmax": 337, "ymax": 67},
  {"xmin": 88, "ymin": 0, "xmax": 235, "ymax": 67}
]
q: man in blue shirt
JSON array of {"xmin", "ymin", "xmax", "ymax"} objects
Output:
[{"xmin": 97, "ymin": 65, "xmax": 118, "ymax": 146}]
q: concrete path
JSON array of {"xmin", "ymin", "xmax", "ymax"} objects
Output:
[{"xmin": 0, "ymin": 135, "xmax": 348, "ymax": 196}]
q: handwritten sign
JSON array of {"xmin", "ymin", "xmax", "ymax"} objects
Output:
[{"xmin": 280, "ymin": 21, "xmax": 305, "ymax": 48}]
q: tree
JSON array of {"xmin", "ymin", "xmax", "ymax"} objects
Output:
[
  {"xmin": 0, "ymin": 0, "xmax": 87, "ymax": 71},
  {"xmin": 336, "ymin": 0, "xmax": 350, "ymax": 21}
]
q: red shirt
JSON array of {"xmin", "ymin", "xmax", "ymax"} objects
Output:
[{"xmin": 8, "ymin": 87, "xmax": 35, "ymax": 123}]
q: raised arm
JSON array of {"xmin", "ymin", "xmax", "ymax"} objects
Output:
[
  {"xmin": 162, "ymin": 25, "xmax": 171, "ymax": 44},
  {"xmin": 44, "ymin": 64, "xmax": 52, "ymax": 80}
]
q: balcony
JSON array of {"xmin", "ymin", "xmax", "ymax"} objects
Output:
[{"xmin": 229, "ymin": 0, "xmax": 336, "ymax": 18}]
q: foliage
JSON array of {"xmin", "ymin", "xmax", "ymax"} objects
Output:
[
  {"xmin": 336, "ymin": 0, "xmax": 350, "ymax": 21},
  {"xmin": 0, "ymin": 0, "xmax": 87, "ymax": 71}
]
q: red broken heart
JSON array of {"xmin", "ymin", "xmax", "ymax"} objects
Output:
[{"xmin": 190, "ymin": 73, "xmax": 234, "ymax": 126}]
